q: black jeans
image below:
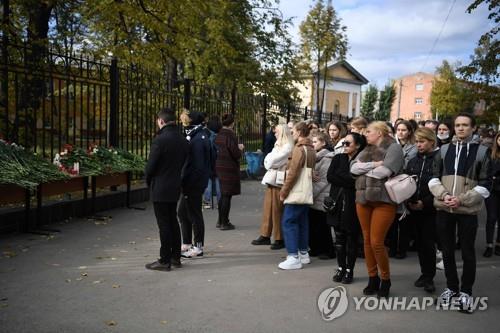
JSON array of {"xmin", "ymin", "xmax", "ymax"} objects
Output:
[
  {"xmin": 387, "ymin": 214, "xmax": 411, "ymax": 255},
  {"xmin": 485, "ymin": 192, "xmax": 500, "ymax": 244},
  {"xmin": 436, "ymin": 211, "xmax": 478, "ymax": 295},
  {"xmin": 218, "ymin": 195, "xmax": 232, "ymax": 225},
  {"xmin": 409, "ymin": 211, "xmax": 436, "ymax": 281},
  {"xmin": 309, "ymin": 209, "xmax": 334, "ymax": 255},
  {"xmin": 153, "ymin": 202, "xmax": 181, "ymax": 264},
  {"xmin": 178, "ymin": 193, "xmax": 205, "ymax": 246},
  {"xmin": 333, "ymin": 225, "xmax": 359, "ymax": 270}
]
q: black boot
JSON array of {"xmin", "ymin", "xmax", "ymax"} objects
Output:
[
  {"xmin": 483, "ymin": 246, "xmax": 493, "ymax": 257},
  {"xmin": 251, "ymin": 236, "xmax": 271, "ymax": 245},
  {"xmin": 220, "ymin": 222, "xmax": 235, "ymax": 230},
  {"xmin": 270, "ymin": 240, "xmax": 285, "ymax": 250},
  {"xmin": 332, "ymin": 268, "xmax": 345, "ymax": 282},
  {"xmin": 342, "ymin": 269, "xmax": 353, "ymax": 284},
  {"xmin": 363, "ymin": 275, "xmax": 380, "ymax": 295},
  {"xmin": 377, "ymin": 279, "xmax": 391, "ymax": 298}
]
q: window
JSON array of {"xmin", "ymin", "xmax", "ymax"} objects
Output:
[
  {"xmin": 415, "ymin": 98, "xmax": 423, "ymax": 105},
  {"xmin": 416, "ymin": 83, "xmax": 424, "ymax": 91},
  {"xmin": 414, "ymin": 112, "xmax": 422, "ymax": 120}
]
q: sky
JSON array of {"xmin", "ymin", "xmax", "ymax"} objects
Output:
[{"xmin": 278, "ymin": 0, "xmax": 493, "ymax": 88}]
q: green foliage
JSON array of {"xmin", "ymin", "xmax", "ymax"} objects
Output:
[
  {"xmin": 299, "ymin": 0, "xmax": 348, "ymax": 117},
  {"xmin": 375, "ymin": 82, "xmax": 395, "ymax": 121},
  {"xmin": 361, "ymin": 84, "xmax": 378, "ymax": 119},
  {"xmin": 431, "ymin": 61, "xmax": 475, "ymax": 119}
]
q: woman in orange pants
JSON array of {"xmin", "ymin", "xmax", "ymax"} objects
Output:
[{"xmin": 350, "ymin": 121, "xmax": 404, "ymax": 297}]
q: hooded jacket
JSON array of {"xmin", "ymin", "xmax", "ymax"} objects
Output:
[
  {"xmin": 311, "ymin": 148, "xmax": 334, "ymax": 211},
  {"xmin": 428, "ymin": 135, "xmax": 491, "ymax": 215}
]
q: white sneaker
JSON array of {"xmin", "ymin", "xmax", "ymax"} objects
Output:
[
  {"xmin": 181, "ymin": 246, "xmax": 203, "ymax": 258},
  {"xmin": 436, "ymin": 250, "xmax": 443, "ymax": 261},
  {"xmin": 181, "ymin": 244, "xmax": 192, "ymax": 252},
  {"xmin": 278, "ymin": 255, "xmax": 302, "ymax": 270},
  {"xmin": 458, "ymin": 292, "xmax": 474, "ymax": 313},
  {"xmin": 436, "ymin": 259, "xmax": 444, "ymax": 270},
  {"xmin": 299, "ymin": 251, "xmax": 311, "ymax": 264},
  {"xmin": 437, "ymin": 288, "xmax": 459, "ymax": 309}
]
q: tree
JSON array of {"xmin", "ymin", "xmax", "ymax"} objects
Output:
[
  {"xmin": 459, "ymin": 0, "xmax": 499, "ymax": 126},
  {"xmin": 360, "ymin": 84, "xmax": 378, "ymax": 119},
  {"xmin": 299, "ymin": 0, "xmax": 348, "ymax": 122},
  {"xmin": 375, "ymin": 82, "xmax": 395, "ymax": 121},
  {"xmin": 431, "ymin": 60, "xmax": 475, "ymax": 119}
]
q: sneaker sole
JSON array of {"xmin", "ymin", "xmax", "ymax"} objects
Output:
[{"xmin": 278, "ymin": 264, "xmax": 302, "ymax": 270}]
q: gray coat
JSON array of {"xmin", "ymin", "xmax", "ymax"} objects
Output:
[{"xmin": 311, "ymin": 149, "xmax": 334, "ymax": 211}]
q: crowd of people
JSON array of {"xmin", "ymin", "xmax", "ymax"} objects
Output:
[{"xmin": 145, "ymin": 107, "xmax": 499, "ymax": 314}]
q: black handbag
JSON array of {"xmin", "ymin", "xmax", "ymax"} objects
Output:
[{"xmin": 323, "ymin": 188, "xmax": 344, "ymax": 214}]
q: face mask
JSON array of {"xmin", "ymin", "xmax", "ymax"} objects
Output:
[{"xmin": 437, "ymin": 133, "xmax": 449, "ymax": 140}]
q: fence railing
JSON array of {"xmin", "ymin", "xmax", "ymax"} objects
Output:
[{"xmin": 0, "ymin": 41, "xmax": 350, "ymax": 167}]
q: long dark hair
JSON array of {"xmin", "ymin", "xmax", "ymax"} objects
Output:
[
  {"xmin": 492, "ymin": 132, "xmax": 500, "ymax": 160},
  {"xmin": 347, "ymin": 132, "xmax": 366, "ymax": 159}
]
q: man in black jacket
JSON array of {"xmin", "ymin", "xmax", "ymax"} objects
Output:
[
  {"xmin": 179, "ymin": 112, "xmax": 212, "ymax": 258},
  {"xmin": 145, "ymin": 108, "xmax": 189, "ymax": 271}
]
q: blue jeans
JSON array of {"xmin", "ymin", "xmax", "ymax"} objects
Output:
[
  {"xmin": 203, "ymin": 178, "xmax": 221, "ymax": 203},
  {"xmin": 282, "ymin": 204, "xmax": 309, "ymax": 255}
]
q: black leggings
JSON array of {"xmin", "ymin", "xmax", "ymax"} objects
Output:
[{"xmin": 333, "ymin": 226, "xmax": 359, "ymax": 270}]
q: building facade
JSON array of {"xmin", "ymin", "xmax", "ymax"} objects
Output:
[
  {"xmin": 391, "ymin": 72, "xmax": 435, "ymax": 122},
  {"xmin": 296, "ymin": 61, "xmax": 369, "ymax": 119}
]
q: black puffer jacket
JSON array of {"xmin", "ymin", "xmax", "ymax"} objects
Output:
[{"xmin": 405, "ymin": 149, "xmax": 441, "ymax": 214}]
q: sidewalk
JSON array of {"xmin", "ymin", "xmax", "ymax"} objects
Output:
[{"xmin": 1, "ymin": 180, "xmax": 499, "ymax": 333}]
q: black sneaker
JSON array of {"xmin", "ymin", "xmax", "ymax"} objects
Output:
[
  {"xmin": 171, "ymin": 258, "xmax": 182, "ymax": 268},
  {"xmin": 332, "ymin": 268, "xmax": 345, "ymax": 282},
  {"xmin": 251, "ymin": 236, "xmax": 271, "ymax": 245},
  {"xmin": 145, "ymin": 260, "xmax": 171, "ymax": 271},
  {"xmin": 270, "ymin": 240, "xmax": 285, "ymax": 250},
  {"xmin": 220, "ymin": 222, "xmax": 235, "ymax": 230},
  {"xmin": 414, "ymin": 275, "xmax": 426, "ymax": 288},
  {"xmin": 342, "ymin": 269, "xmax": 353, "ymax": 284},
  {"xmin": 423, "ymin": 281, "xmax": 436, "ymax": 293},
  {"xmin": 483, "ymin": 247, "xmax": 493, "ymax": 257},
  {"xmin": 495, "ymin": 245, "xmax": 500, "ymax": 256}
]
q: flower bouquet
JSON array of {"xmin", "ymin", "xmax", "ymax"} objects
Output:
[
  {"xmin": 53, "ymin": 144, "xmax": 103, "ymax": 177},
  {"xmin": 0, "ymin": 139, "xmax": 69, "ymax": 189}
]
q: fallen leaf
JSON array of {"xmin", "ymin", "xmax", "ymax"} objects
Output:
[
  {"xmin": 105, "ymin": 320, "xmax": 117, "ymax": 326},
  {"xmin": 81, "ymin": 272, "xmax": 88, "ymax": 277},
  {"xmin": 112, "ymin": 284, "xmax": 120, "ymax": 288},
  {"xmin": 92, "ymin": 280, "xmax": 102, "ymax": 284},
  {"xmin": 65, "ymin": 279, "xmax": 71, "ymax": 283},
  {"xmin": 78, "ymin": 266, "xmax": 87, "ymax": 270},
  {"xmin": 3, "ymin": 251, "xmax": 17, "ymax": 258},
  {"xmin": 160, "ymin": 320, "xmax": 168, "ymax": 325},
  {"xmin": 76, "ymin": 277, "xmax": 83, "ymax": 281}
]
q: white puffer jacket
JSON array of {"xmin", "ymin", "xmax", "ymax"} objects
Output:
[
  {"xmin": 261, "ymin": 143, "xmax": 293, "ymax": 185},
  {"xmin": 311, "ymin": 148, "xmax": 335, "ymax": 211}
]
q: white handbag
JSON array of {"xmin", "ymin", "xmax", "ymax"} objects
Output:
[
  {"xmin": 284, "ymin": 147, "xmax": 314, "ymax": 205},
  {"xmin": 262, "ymin": 169, "xmax": 278, "ymax": 186},
  {"xmin": 384, "ymin": 174, "xmax": 418, "ymax": 204}
]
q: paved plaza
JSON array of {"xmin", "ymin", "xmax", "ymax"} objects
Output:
[{"xmin": 1, "ymin": 181, "xmax": 499, "ymax": 333}]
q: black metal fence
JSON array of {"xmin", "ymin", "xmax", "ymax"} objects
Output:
[{"xmin": 0, "ymin": 42, "xmax": 349, "ymax": 166}]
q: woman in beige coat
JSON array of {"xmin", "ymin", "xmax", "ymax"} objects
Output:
[{"xmin": 252, "ymin": 125, "xmax": 294, "ymax": 249}]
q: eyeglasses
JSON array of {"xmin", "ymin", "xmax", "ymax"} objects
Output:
[{"xmin": 342, "ymin": 141, "xmax": 351, "ymax": 147}]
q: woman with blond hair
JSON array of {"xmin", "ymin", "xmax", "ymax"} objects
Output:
[
  {"xmin": 252, "ymin": 124, "xmax": 294, "ymax": 249},
  {"xmin": 351, "ymin": 121, "xmax": 404, "ymax": 297},
  {"xmin": 405, "ymin": 128, "xmax": 441, "ymax": 293}
]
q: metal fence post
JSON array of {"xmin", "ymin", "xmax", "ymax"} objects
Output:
[
  {"xmin": 286, "ymin": 103, "xmax": 291, "ymax": 123},
  {"xmin": 304, "ymin": 106, "xmax": 308, "ymax": 120},
  {"xmin": 183, "ymin": 79, "xmax": 191, "ymax": 111},
  {"xmin": 109, "ymin": 58, "xmax": 119, "ymax": 147},
  {"xmin": 262, "ymin": 94, "xmax": 267, "ymax": 150},
  {"xmin": 230, "ymin": 86, "xmax": 236, "ymax": 115}
]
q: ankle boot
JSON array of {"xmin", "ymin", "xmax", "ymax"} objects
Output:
[
  {"xmin": 377, "ymin": 279, "xmax": 391, "ymax": 298},
  {"xmin": 363, "ymin": 275, "xmax": 380, "ymax": 295}
]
